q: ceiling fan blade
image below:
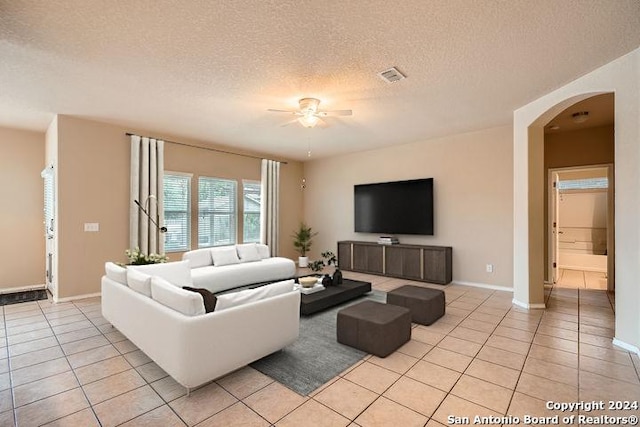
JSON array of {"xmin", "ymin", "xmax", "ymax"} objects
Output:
[
  {"xmin": 267, "ymin": 109, "xmax": 296, "ymax": 114},
  {"xmin": 280, "ymin": 118, "xmax": 300, "ymax": 127},
  {"xmin": 318, "ymin": 109, "xmax": 353, "ymax": 117},
  {"xmin": 316, "ymin": 117, "xmax": 329, "ymax": 128}
]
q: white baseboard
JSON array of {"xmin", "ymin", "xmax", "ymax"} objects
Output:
[
  {"xmin": 512, "ymin": 298, "xmax": 546, "ymax": 310},
  {"xmin": 54, "ymin": 292, "xmax": 101, "ymax": 303},
  {"xmin": 0, "ymin": 284, "xmax": 46, "ymax": 295},
  {"xmin": 452, "ymin": 280, "xmax": 514, "ymax": 293},
  {"xmin": 612, "ymin": 338, "xmax": 640, "ymax": 356}
]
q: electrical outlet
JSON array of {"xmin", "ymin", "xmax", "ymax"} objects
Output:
[
  {"xmin": 486, "ymin": 263, "xmax": 494, "ymax": 273},
  {"xmin": 84, "ymin": 223, "xmax": 99, "ymax": 232}
]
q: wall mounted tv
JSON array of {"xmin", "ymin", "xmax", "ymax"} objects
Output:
[{"xmin": 354, "ymin": 178, "xmax": 434, "ymax": 235}]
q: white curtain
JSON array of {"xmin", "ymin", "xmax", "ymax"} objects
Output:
[
  {"xmin": 130, "ymin": 135, "xmax": 165, "ymax": 254},
  {"xmin": 261, "ymin": 159, "xmax": 280, "ymax": 256}
]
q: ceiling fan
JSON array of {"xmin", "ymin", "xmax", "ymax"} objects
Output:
[{"xmin": 268, "ymin": 98, "xmax": 352, "ymax": 128}]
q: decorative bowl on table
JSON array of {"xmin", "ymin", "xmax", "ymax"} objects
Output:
[{"xmin": 298, "ymin": 276, "xmax": 318, "ymax": 288}]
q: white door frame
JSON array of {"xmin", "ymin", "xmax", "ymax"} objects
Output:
[{"xmin": 547, "ymin": 164, "xmax": 614, "ymax": 288}]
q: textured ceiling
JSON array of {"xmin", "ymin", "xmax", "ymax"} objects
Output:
[{"xmin": 1, "ymin": 0, "xmax": 639, "ymax": 160}]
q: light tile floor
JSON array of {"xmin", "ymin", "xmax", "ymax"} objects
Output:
[
  {"xmin": 1, "ymin": 272, "xmax": 638, "ymax": 426},
  {"xmin": 557, "ymin": 268, "xmax": 607, "ymax": 290}
]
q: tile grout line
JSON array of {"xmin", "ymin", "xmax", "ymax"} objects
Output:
[
  {"xmin": 71, "ymin": 299, "xmax": 181, "ymax": 427},
  {"xmin": 443, "ymin": 289, "xmax": 519, "ymax": 417},
  {"xmin": 37, "ymin": 298, "xmax": 105, "ymax": 426},
  {"xmin": 2, "ymin": 303, "xmax": 19, "ymax": 426}
]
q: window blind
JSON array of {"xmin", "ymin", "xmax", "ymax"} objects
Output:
[
  {"xmin": 198, "ymin": 177, "xmax": 237, "ymax": 247},
  {"xmin": 558, "ymin": 177, "xmax": 608, "ymax": 191},
  {"xmin": 163, "ymin": 173, "xmax": 191, "ymax": 252},
  {"xmin": 243, "ymin": 180, "xmax": 261, "ymax": 243},
  {"xmin": 41, "ymin": 166, "xmax": 54, "ymax": 238}
]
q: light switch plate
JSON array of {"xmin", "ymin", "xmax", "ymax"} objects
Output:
[{"xmin": 84, "ymin": 223, "xmax": 99, "ymax": 232}]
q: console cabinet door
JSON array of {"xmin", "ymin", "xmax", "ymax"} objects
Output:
[
  {"xmin": 366, "ymin": 245, "xmax": 384, "ymax": 274},
  {"xmin": 337, "ymin": 242, "xmax": 352, "ymax": 270},
  {"xmin": 385, "ymin": 246, "xmax": 421, "ymax": 280},
  {"xmin": 352, "ymin": 243, "xmax": 383, "ymax": 274},
  {"xmin": 423, "ymin": 248, "xmax": 447, "ymax": 284}
]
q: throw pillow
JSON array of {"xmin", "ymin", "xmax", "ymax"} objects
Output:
[
  {"xmin": 183, "ymin": 286, "xmax": 217, "ymax": 313},
  {"xmin": 151, "ymin": 276, "xmax": 205, "ymax": 316},
  {"xmin": 127, "ymin": 268, "xmax": 152, "ymax": 297},
  {"xmin": 210, "ymin": 246, "xmax": 240, "ymax": 266},
  {"xmin": 236, "ymin": 243, "xmax": 261, "ymax": 263},
  {"xmin": 256, "ymin": 244, "xmax": 270, "ymax": 259},
  {"xmin": 182, "ymin": 249, "xmax": 213, "ymax": 268},
  {"xmin": 105, "ymin": 262, "xmax": 127, "ymax": 285},
  {"xmin": 128, "ymin": 260, "xmax": 193, "ymax": 288},
  {"xmin": 215, "ymin": 279, "xmax": 294, "ymax": 311}
]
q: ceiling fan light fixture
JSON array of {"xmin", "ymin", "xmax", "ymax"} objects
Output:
[
  {"xmin": 571, "ymin": 111, "xmax": 589, "ymax": 123},
  {"xmin": 298, "ymin": 113, "xmax": 319, "ymax": 128}
]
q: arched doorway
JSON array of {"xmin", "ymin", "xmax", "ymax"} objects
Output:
[{"xmin": 511, "ymin": 48, "xmax": 640, "ymax": 353}]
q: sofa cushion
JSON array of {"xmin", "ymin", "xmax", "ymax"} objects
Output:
[
  {"xmin": 236, "ymin": 243, "xmax": 261, "ymax": 263},
  {"xmin": 256, "ymin": 244, "xmax": 270, "ymax": 259},
  {"xmin": 127, "ymin": 268, "xmax": 152, "ymax": 297},
  {"xmin": 105, "ymin": 262, "xmax": 128, "ymax": 285},
  {"xmin": 128, "ymin": 260, "xmax": 193, "ymax": 288},
  {"xmin": 211, "ymin": 246, "xmax": 240, "ymax": 266},
  {"xmin": 182, "ymin": 248, "xmax": 213, "ymax": 268},
  {"xmin": 151, "ymin": 276, "xmax": 205, "ymax": 316},
  {"xmin": 215, "ymin": 279, "xmax": 295, "ymax": 311}
]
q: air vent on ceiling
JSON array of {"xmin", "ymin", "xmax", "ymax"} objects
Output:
[{"xmin": 378, "ymin": 67, "xmax": 406, "ymax": 83}]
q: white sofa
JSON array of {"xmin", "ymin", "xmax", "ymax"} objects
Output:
[
  {"xmin": 182, "ymin": 243, "xmax": 296, "ymax": 293},
  {"xmin": 101, "ymin": 261, "xmax": 300, "ymax": 390}
]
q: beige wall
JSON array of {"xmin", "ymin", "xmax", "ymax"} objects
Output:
[
  {"xmin": 543, "ymin": 125, "xmax": 614, "ymax": 280},
  {"xmin": 303, "ymin": 125, "xmax": 514, "ymax": 288},
  {"xmin": 545, "ymin": 125, "xmax": 614, "ymax": 169},
  {"xmin": 0, "ymin": 126, "xmax": 45, "ymax": 290},
  {"xmin": 54, "ymin": 115, "xmax": 303, "ymax": 299}
]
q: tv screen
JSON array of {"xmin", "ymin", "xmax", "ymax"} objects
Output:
[{"xmin": 354, "ymin": 178, "xmax": 434, "ymax": 235}]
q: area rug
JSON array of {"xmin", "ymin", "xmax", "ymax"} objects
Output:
[
  {"xmin": 250, "ymin": 290, "xmax": 385, "ymax": 396},
  {"xmin": 0, "ymin": 289, "xmax": 48, "ymax": 306}
]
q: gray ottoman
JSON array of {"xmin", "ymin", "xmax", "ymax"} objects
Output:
[
  {"xmin": 387, "ymin": 285, "xmax": 445, "ymax": 325},
  {"xmin": 337, "ymin": 300, "xmax": 411, "ymax": 358}
]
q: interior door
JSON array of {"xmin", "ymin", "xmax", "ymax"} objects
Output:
[{"xmin": 551, "ymin": 172, "xmax": 561, "ymax": 284}]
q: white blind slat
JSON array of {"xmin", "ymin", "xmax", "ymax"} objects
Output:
[
  {"xmin": 243, "ymin": 181, "xmax": 261, "ymax": 243},
  {"xmin": 198, "ymin": 177, "xmax": 237, "ymax": 247},
  {"xmin": 163, "ymin": 174, "xmax": 191, "ymax": 252}
]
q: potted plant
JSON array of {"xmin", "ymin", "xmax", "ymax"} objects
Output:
[
  {"xmin": 292, "ymin": 222, "xmax": 317, "ymax": 267},
  {"xmin": 124, "ymin": 247, "xmax": 168, "ymax": 265}
]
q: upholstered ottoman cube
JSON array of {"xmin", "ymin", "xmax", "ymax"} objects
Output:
[
  {"xmin": 337, "ymin": 300, "xmax": 411, "ymax": 358},
  {"xmin": 387, "ymin": 285, "xmax": 445, "ymax": 325}
]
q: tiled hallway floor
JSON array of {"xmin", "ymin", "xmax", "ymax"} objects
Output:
[
  {"xmin": 557, "ymin": 268, "xmax": 608, "ymax": 290},
  {"xmin": 1, "ymin": 273, "xmax": 638, "ymax": 426}
]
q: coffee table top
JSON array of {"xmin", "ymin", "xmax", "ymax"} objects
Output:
[{"xmin": 298, "ymin": 278, "xmax": 372, "ymax": 315}]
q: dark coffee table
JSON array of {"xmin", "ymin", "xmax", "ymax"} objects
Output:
[{"xmin": 299, "ymin": 278, "xmax": 372, "ymax": 315}]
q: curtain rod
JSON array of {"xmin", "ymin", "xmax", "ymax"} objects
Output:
[{"xmin": 125, "ymin": 133, "xmax": 288, "ymax": 165}]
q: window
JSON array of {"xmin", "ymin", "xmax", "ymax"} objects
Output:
[
  {"xmin": 41, "ymin": 166, "xmax": 54, "ymax": 238},
  {"xmin": 557, "ymin": 177, "xmax": 608, "ymax": 191},
  {"xmin": 243, "ymin": 180, "xmax": 261, "ymax": 243},
  {"xmin": 163, "ymin": 173, "xmax": 191, "ymax": 252},
  {"xmin": 198, "ymin": 177, "xmax": 237, "ymax": 247}
]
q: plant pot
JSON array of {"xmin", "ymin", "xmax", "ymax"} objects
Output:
[
  {"xmin": 332, "ymin": 268, "xmax": 343, "ymax": 285},
  {"xmin": 322, "ymin": 274, "xmax": 333, "ymax": 287},
  {"xmin": 298, "ymin": 256, "xmax": 309, "ymax": 268}
]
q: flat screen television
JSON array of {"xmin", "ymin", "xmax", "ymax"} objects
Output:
[{"xmin": 354, "ymin": 178, "xmax": 434, "ymax": 235}]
